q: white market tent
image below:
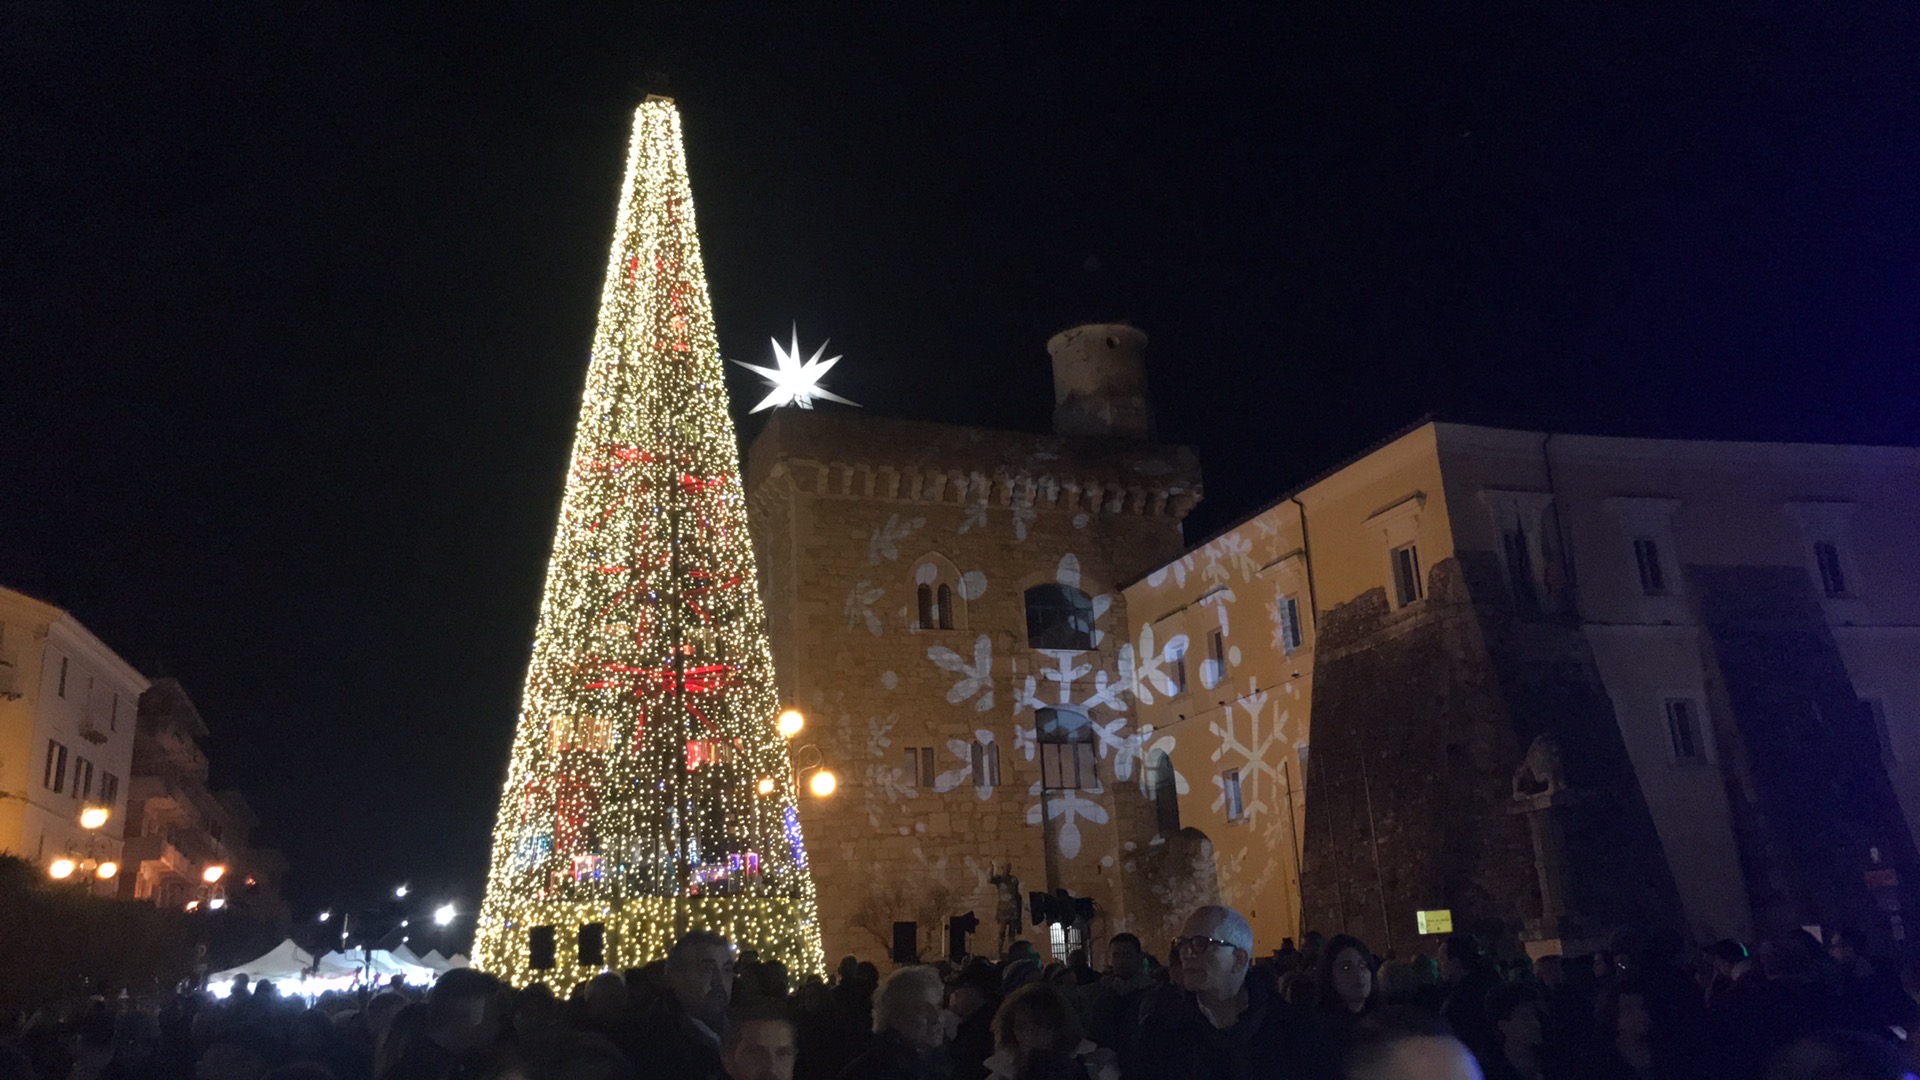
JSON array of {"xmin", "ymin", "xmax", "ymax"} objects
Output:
[
  {"xmin": 209, "ymin": 940, "xmax": 315, "ymax": 987},
  {"xmin": 316, "ymin": 948, "xmax": 441, "ymax": 985}
]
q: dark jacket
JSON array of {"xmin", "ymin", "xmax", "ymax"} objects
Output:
[
  {"xmin": 1129, "ymin": 969, "xmax": 1336, "ymax": 1080},
  {"xmin": 949, "ymin": 1005, "xmax": 998, "ymax": 1080},
  {"xmin": 631, "ymin": 996, "xmax": 725, "ymax": 1080},
  {"xmin": 841, "ymin": 1031, "xmax": 942, "ymax": 1080}
]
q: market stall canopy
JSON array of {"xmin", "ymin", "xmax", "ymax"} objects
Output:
[{"xmin": 209, "ymin": 940, "xmax": 315, "ymax": 986}]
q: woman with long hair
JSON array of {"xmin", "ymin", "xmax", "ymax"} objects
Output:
[
  {"xmin": 985, "ymin": 984, "xmax": 1118, "ymax": 1080},
  {"xmin": 1315, "ymin": 935, "xmax": 1377, "ymax": 1017}
]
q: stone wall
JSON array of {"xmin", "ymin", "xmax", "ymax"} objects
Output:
[{"xmin": 746, "ymin": 410, "xmax": 1201, "ymax": 963}]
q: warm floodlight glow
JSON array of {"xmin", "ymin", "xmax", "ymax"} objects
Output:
[
  {"xmin": 808, "ymin": 770, "xmax": 838, "ymax": 798},
  {"xmin": 202, "ymin": 865, "xmax": 226, "ymax": 884},
  {"xmin": 48, "ymin": 858, "xmax": 76, "ymax": 880},
  {"xmin": 79, "ymin": 806, "xmax": 111, "ymax": 830},
  {"xmin": 756, "ymin": 777, "xmax": 776, "ymax": 796},
  {"xmin": 185, "ymin": 900, "xmax": 200, "ymax": 912},
  {"xmin": 732, "ymin": 326, "xmax": 860, "ymax": 413},
  {"xmin": 776, "ymin": 709, "xmax": 805, "ymax": 739},
  {"xmin": 434, "ymin": 903, "xmax": 456, "ymax": 927},
  {"xmin": 96, "ymin": 861, "xmax": 118, "ymax": 880}
]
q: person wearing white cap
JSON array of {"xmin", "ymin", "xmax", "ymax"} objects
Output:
[{"xmin": 1132, "ymin": 905, "xmax": 1337, "ymax": 1080}]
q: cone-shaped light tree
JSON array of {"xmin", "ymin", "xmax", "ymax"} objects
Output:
[{"xmin": 474, "ymin": 98, "xmax": 824, "ymax": 986}]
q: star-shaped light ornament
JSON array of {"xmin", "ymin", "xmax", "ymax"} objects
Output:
[{"xmin": 731, "ymin": 326, "xmax": 861, "ymax": 413}]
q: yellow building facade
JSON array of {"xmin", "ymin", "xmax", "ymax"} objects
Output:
[{"xmin": 0, "ymin": 586, "xmax": 147, "ymax": 893}]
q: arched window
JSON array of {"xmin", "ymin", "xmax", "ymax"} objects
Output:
[
  {"xmin": 936, "ymin": 584, "xmax": 954, "ymax": 630},
  {"xmin": 1146, "ymin": 750, "xmax": 1180, "ymax": 835},
  {"xmin": 1037, "ymin": 706, "xmax": 1096, "ymax": 790},
  {"xmin": 1025, "ymin": 585, "xmax": 1094, "ymax": 650},
  {"xmin": 916, "ymin": 584, "xmax": 935, "ymax": 630}
]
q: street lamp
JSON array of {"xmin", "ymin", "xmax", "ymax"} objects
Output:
[
  {"xmin": 756, "ymin": 777, "xmax": 775, "ymax": 796},
  {"xmin": 434, "ymin": 903, "xmax": 456, "ymax": 927},
  {"xmin": 318, "ymin": 910, "xmax": 332, "ymax": 923},
  {"xmin": 394, "ymin": 883, "xmax": 409, "ymax": 899},
  {"xmin": 809, "ymin": 769, "xmax": 838, "ymax": 798},
  {"xmin": 48, "ymin": 858, "xmax": 76, "ymax": 880},
  {"xmin": 95, "ymin": 861, "xmax": 118, "ymax": 880},
  {"xmin": 208, "ymin": 897, "xmax": 226, "ymax": 911},
  {"xmin": 776, "ymin": 708, "xmax": 805, "ymax": 739},
  {"xmin": 202, "ymin": 865, "xmax": 226, "ymax": 885},
  {"xmin": 79, "ymin": 806, "xmax": 111, "ymax": 830}
]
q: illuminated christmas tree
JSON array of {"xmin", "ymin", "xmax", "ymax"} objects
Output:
[{"xmin": 474, "ymin": 97, "xmax": 825, "ymax": 986}]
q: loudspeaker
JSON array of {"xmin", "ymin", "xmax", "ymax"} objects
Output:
[
  {"xmin": 529, "ymin": 925, "xmax": 557, "ymax": 971},
  {"xmin": 891, "ymin": 921, "xmax": 918, "ymax": 964},
  {"xmin": 579, "ymin": 922, "xmax": 606, "ymax": 968}
]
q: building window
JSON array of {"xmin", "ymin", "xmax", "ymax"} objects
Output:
[
  {"xmin": 1278, "ymin": 595, "xmax": 1304, "ymax": 653},
  {"xmin": 1633, "ymin": 537, "xmax": 1667, "ymax": 595},
  {"xmin": 903, "ymin": 747, "xmax": 936, "ymax": 788},
  {"xmin": 1025, "ymin": 585, "xmax": 1095, "ymax": 651},
  {"xmin": 101, "ymin": 773, "xmax": 120, "ymax": 808},
  {"xmin": 1222, "ymin": 769, "xmax": 1245, "ymax": 821},
  {"xmin": 970, "ymin": 740, "xmax": 1001, "ymax": 788},
  {"xmin": 1503, "ymin": 527, "xmax": 1536, "ymax": 607},
  {"xmin": 1390, "ymin": 544, "xmax": 1423, "ymax": 606},
  {"xmin": 1814, "ymin": 541, "xmax": 1848, "ymax": 598},
  {"xmin": 57, "ymin": 656, "xmax": 68, "ymax": 698},
  {"xmin": 1866, "ymin": 699, "xmax": 1896, "ymax": 762},
  {"xmin": 1146, "ymin": 750, "xmax": 1181, "ymax": 834},
  {"xmin": 1664, "ymin": 699, "xmax": 1706, "ymax": 764},
  {"xmin": 44, "ymin": 740, "xmax": 67, "ymax": 792},
  {"xmin": 1169, "ymin": 640, "xmax": 1189, "ymax": 697},
  {"xmin": 1204, "ymin": 629, "xmax": 1226, "ymax": 688},
  {"xmin": 75, "ymin": 758, "xmax": 94, "ymax": 800},
  {"xmin": 937, "ymin": 584, "xmax": 954, "ymax": 630},
  {"xmin": 110, "ymin": 694, "xmax": 119, "ymax": 731},
  {"xmin": 916, "ymin": 584, "xmax": 935, "ymax": 630},
  {"xmin": 1038, "ymin": 707, "xmax": 1097, "ymax": 790}
]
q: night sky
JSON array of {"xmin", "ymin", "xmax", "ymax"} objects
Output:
[{"xmin": 5, "ymin": 3, "xmax": 1917, "ymax": 926}]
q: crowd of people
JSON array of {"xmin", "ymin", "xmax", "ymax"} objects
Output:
[{"xmin": 3, "ymin": 904, "xmax": 1918, "ymax": 1080}]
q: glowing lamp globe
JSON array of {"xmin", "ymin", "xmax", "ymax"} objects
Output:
[
  {"xmin": 79, "ymin": 806, "xmax": 110, "ymax": 830},
  {"xmin": 435, "ymin": 903, "xmax": 457, "ymax": 927},
  {"xmin": 776, "ymin": 709, "xmax": 805, "ymax": 739},
  {"xmin": 202, "ymin": 865, "xmax": 226, "ymax": 884},
  {"xmin": 48, "ymin": 858, "xmax": 76, "ymax": 880},
  {"xmin": 808, "ymin": 770, "xmax": 838, "ymax": 798},
  {"xmin": 208, "ymin": 897, "xmax": 226, "ymax": 911},
  {"xmin": 96, "ymin": 861, "xmax": 118, "ymax": 880},
  {"xmin": 756, "ymin": 777, "xmax": 776, "ymax": 796}
]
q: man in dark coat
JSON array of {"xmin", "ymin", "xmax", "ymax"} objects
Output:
[
  {"xmin": 1131, "ymin": 905, "xmax": 1336, "ymax": 1080},
  {"xmin": 633, "ymin": 931, "xmax": 736, "ymax": 1080}
]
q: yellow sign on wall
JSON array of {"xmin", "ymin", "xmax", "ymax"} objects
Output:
[{"xmin": 1416, "ymin": 909, "xmax": 1454, "ymax": 935}]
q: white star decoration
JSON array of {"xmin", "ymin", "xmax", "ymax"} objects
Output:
[{"xmin": 731, "ymin": 326, "xmax": 861, "ymax": 413}]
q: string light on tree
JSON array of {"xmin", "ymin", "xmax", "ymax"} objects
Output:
[{"xmin": 473, "ymin": 96, "xmax": 826, "ymax": 987}]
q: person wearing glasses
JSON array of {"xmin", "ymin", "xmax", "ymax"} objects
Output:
[{"xmin": 1131, "ymin": 905, "xmax": 1337, "ymax": 1080}]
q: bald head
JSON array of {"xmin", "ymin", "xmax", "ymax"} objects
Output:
[{"xmin": 1346, "ymin": 1009, "xmax": 1483, "ymax": 1080}]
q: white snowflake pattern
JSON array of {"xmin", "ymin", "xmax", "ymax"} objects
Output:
[
  {"xmin": 868, "ymin": 513, "xmax": 926, "ymax": 564},
  {"xmin": 959, "ymin": 570, "xmax": 988, "ymax": 600},
  {"xmin": 1129, "ymin": 622, "xmax": 1191, "ymax": 703},
  {"xmin": 1025, "ymin": 780, "xmax": 1109, "ymax": 860},
  {"xmin": 1013, "ymin": 724, "xmax": 1037, "ymax": 760},
  {"xmin": 934, "ymin": 730, "xmax": 996, "ymax": 800},
  {"xmin": 957, "ymin": 499, "xmax": 989, "ymax": 534},
  {"xmin": 928, "ymin": 634, "xmax": 995, "ymax": 711},
  {"xmin": 844, "ymin": 581, "xmax": 885, "ymax": 636},
  {"xmin": 1145, "ymin": 554, "xmax": 1195, "ymax": 590},
  {"xmin": 1209, "ymin": 683, "xmax": 1284, "ymax": 828},
  {"xmin": 865, "ymin": 715, "xmax": 897, "ymax": 758},
  {"xmin": 1011, "ymin": 505, "xmax": 1035, "ymax": 541}
]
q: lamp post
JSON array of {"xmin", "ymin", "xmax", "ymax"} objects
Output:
[
  {"xmin": 47, "ymin": 806, "xmax": 121, "ymax": 894},
  {"xmin": 777, "ymin": 707, "xmax": 838, "ymax": 800}
]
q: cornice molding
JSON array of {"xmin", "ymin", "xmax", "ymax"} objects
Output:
[{"xmin": 748, "ymin": 457, "xmax": 1202, "ymax": 523}]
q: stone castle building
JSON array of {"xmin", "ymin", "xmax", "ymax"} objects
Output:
[
  {"xmin": 1124, "ymin": 420, "xmax": 1920, "ymax": 957},
  {"xmin": 744, "ymin": 325, "xmax": 1211, "ymax": 963}
]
